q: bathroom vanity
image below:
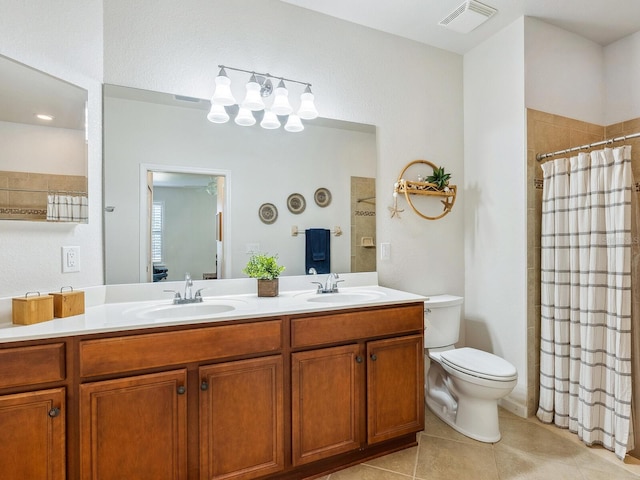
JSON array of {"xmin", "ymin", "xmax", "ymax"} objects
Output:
[{"xmin": 0, "ymin": 278, "xmax": 425, "ymax": 480}]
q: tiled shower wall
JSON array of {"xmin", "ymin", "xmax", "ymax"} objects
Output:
[
  {"xmin": 526, "ymin": 109, "xmax": 640, "ymax": 455},
  {"xmin": 0, "ymin": 170, "xmax": 88, "ymax": 220},
  {"xmin": 350, "ymin": 176, "xmax": 376, "ymax": 273}
]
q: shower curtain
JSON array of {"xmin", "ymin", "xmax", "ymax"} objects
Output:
[
  {"xmin": 537, "ymin": 146, "xmax": 633, "ymax": 459},
  {"xmin": 46, "ymin": 194, "xmax": 88, "ymax": 222}
]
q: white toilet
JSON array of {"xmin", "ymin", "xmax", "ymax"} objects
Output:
[{"xmin": 424, "ymin": 295, "xmax": 517, "ymax": 443}]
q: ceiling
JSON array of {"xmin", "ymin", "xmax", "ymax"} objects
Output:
[{"xmin": 281, "ymin": 0, "xmax": 640, "ymax": 54}]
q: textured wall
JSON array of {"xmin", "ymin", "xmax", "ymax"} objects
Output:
[
  {"xmin": 102, "ymin": 0, "xmax": 465, "ymax": 296},
  {"xmin": 0, "ymin": 0, "xmax": 103, "ymax": 298}
]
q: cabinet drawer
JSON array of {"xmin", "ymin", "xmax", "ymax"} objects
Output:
[
  {"xmin": 291, "ymin": 303, "xmax": 423, "ymax": 348},
  {"xmin": 0, "ymin": 343, "xmax": 65, "ymax": 389},
  {"xmin": 80, "ymin": 319, "xmax": 282, "ymax": 377}
]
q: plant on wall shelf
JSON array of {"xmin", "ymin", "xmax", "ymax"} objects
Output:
[{"xmin": 426, "ymin": 166, "xmax": 452, "ymax": 191}]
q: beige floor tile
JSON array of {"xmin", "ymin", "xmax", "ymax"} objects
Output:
[
  {"xmin": 329, "ymin": 464, "xmax": 412, "ymax": 480},
  {"xmin": 494, "ymin": 447, "xmax": 585, "ymax": 480},
  {"xmin": 414, "ymin": 434, "xmax": 498, "ymax": 480},
  {"xmin": 362, "ymin": 445, "xmax": 418, "ymax": 477},
  {"xmin": 579, "ymin": 465, "xmax": 640, "ymax": 480},
  {"xmin": 496, "ymin": 415, "xmax": 584, "ymax": 465}
]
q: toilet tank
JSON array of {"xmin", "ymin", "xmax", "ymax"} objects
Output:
[{"xmin": 423, "ymin": 295, "xmax": 463, "ymax": 349}]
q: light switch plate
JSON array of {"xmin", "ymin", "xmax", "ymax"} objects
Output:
[
  {"xmin": 380, "ymin": 242, "xmax": 391, "ymax": 260},
  {"xmin": 62, "ymin": 246, "xmax": 80, "ymax": 273}
]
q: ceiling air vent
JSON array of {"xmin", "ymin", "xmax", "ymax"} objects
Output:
[{"xmin": 438, "ymin": 0, "xmax": 497, "ymax": 34}]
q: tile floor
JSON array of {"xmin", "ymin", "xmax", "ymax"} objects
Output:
[{"xmin": 317, "ymin": 407, "xmax": 640, "ymax": 479}]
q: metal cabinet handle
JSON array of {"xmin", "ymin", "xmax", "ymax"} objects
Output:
[
  {"xmin": 370, "ymin": 354, "xmax": 377, "ymax": 361},
  {"xmin": 200, "ymin": 381, "xmax": 209, "ymax": 391},
  {"xmin": 355, "ymin": 355, "xmax": 363, "ymax": 363},
  {"xmin": 177, "ymin": 385, "xmax": 186, "ymax": 395},
  {"xmin": 48, "ymin": 407, "xmax": 60, "ymax": 418}
]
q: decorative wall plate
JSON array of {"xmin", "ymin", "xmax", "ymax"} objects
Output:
[
  {"xmin": 314, "ymin": 187, "xmax": 332, "ymax": 207},
  {"xmin": 258, "ymin": 203, "xmax": 278, "ymax": 224},
  {"xmin": 287, "ymin": 193, "xmax": 306, "ymax": 214}
]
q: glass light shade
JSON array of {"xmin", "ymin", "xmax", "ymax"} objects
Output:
[
  {"xmin": 242, "ymin": 75, "xmax": 265, "ymax": 111},
  {"xmin": 271, "ymin": 80, "xmax": 293, "ymax": 116},
  {"xmin": 297, "ymin": 88, "xmax": 318, "ymax": 120},
  {"xmin": 207, "ymin": 104, "xmax": 229, "ymax": 123},
  {"xmin": 260, "ymin": 110, "xmax": 281, "ymax": 129},
  {"xmin": 234, "ymin": 107, "xmax": 256, "ymax": 126},
  {"xmin": 211, "ymin": 69, "xmax": 236, "ymax": 106},
  {"xmin": 284, "ymin": 114, "xmax": 304, "ymax": 133}
]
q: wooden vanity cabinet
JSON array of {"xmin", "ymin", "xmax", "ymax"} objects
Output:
[
  {"xmin": 0, "ymin": 342, "xmax": 66, "ymax": 480},
  {"xmin": 291, "ymin": 344, "xmax": 363, "ymax": 466},
  {"xmin": 199, "ymin": 355, "xmax": 284, "ymax": 480},
  {"xmin": 0, "ymin": 387, "xmax": 66, "ymax": 480},
  {"xmin": 290, "ymin": 304, "xmax": 425, "ymax": 467},
  {"xmin": 79, "ymin": 369, "xmax": 188, "ymax": 480}
]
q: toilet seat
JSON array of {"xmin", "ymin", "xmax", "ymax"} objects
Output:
[{"xmin": 439, "ymin": 347, "xmax": 517, "ymax": 382}]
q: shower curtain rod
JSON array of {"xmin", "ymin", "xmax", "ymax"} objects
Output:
[{"xmin": 536, "ymin": 131, "xmax": 640, "ymax": 161}]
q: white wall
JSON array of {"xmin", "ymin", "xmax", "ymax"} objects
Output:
[
  {"xmin": 524, "ymin": 17, "xmax": 605, "ymax": 125},
  {"xmin": 463, "ymin": 17, "xmax": 528, "ymax": 410},
  {"xmin": 605, "ymin": 30, "xmax": 640, "ymax": 125},
  {"xmin": 154, "ymin": 187, "xmax": 217, "ymax": 281},
  {"xmin": 103, "ymin": 94, "xmax": 374, "ymax": 283},
  {"xmin": 103, "ymin": 0, "xmax": 465, "ymax": 296},
  {"xmin": 0, "ymin": 121, "xmax": 86, "ymax": 175},
  {"xmin": 0, "ymin": 0, "xmax": 103, "ymax": 298}
]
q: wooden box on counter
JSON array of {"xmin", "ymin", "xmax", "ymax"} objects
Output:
[
  {"xmin": 12, "ymin": 293, "xmax": 54, "ymax": 325},
  {"xmin": 50, "ymin": 288, "xmax": 85, "ymax": 318}
]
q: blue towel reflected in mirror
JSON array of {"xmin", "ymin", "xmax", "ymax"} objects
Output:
[{"xmin": 305, "ymin": 228, "xmax": 330, "ymax": 274}]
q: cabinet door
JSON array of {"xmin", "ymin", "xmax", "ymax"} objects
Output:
[
  {"xmin": 0, "ymin": 387, "xmax": 65, "ymax": 480},
  {"xmin": 200, "ymin": 355, "xmax": 284, "ymax": 480},
  {"xmin": 292, "ymin": 344, "xmax": 362, "ymax": 466},
  {"xmin": 80, "ymin": 369, "xmax": 188, "ymax": 480},
  {"xmin": 367, "ymin": 334, "xmax": 424, "ymax": 444}
]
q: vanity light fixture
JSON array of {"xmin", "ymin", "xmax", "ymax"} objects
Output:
[
  {"xmin": 207, "ymin": 64, "xmax": 318, "ymax": 132},
  {"xmin": 210, "ymin": 67, "xmax": 236, "ymax": 106}
]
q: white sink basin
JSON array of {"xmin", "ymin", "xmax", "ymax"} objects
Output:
[
  {"xmin": 125, "ymin": 300, "xmax": 239, "ymax": 321},
  {"xmin": 305, "ymin": 291, "xmax": 383, "ymax": 304}
]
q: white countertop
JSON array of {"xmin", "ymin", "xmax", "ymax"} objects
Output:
[{"xmin": 0, "ymin": 273, "xmax": 426, "ymax": 343}]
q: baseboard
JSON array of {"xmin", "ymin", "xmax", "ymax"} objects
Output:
[{"xmin": 498, "ymin": 395, "xmax": 527, "ymax": 418}]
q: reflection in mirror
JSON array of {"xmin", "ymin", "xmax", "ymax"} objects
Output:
[
  {"xmin": 147, "ymin": 170, "xmax": 224, "ymax": 283},
  {"xmin": 103, "ymin": 84, "xmax": 376, "ymax": 284},
  {"xmin": 0, "ymin": 54, "xmax": 88, "ymax": 222}
]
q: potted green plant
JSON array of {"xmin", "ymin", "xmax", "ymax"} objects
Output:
[
  {"xmin": 242, "ymin": 253, "xmax": 286, "ymax": 297},
  {"xmin": 425, "ymin": 166, "xmax": 452, "ymax": 191}
]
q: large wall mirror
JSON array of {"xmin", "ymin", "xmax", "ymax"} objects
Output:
[
  {"xmin": 103, "ymin": 85, "xmax": 377, "ymax": 284},
  {"xmin": 0, "ymin": 54, "xmax": 88, "ymax": 222}
]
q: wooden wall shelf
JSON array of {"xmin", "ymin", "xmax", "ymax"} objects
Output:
[{"xmin": 393, "ymin": 160, "xmax": 456, "ymax": 220}]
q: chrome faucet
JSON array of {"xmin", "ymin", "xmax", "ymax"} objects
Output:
[
  {"xmin": 164, "ymin": 272, "xmax": 204, "ymax": 304},
  {"xmin": 184, "ymin": 272, "xmax": 193, "ymax": 300},
  {"xmin": 311, "ymin": 273, "xmax": 344, "ymax": 294}
]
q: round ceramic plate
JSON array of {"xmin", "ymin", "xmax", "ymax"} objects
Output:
[
  {"xmin": 287, "ymin": 193, "xmax": 306, "ymax": 214},
  {"xmin": 258, "ymin": 203, "xmax": 278, "ymax": 224},
  {"xmin": 314, "ymin": 187, "xmax": 332, "ymax": 207}
]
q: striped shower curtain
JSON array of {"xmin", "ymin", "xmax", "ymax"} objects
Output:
[{"xmin": 537, "ymin": 146, "xmax": 633, "ymax": 459}]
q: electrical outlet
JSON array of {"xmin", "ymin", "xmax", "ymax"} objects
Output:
[{"xmin": 62, "ymin": 246, "xmax": 80, "ymax": 273}]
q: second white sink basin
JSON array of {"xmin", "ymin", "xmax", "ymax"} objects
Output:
[{"xmin": 305, "ymin": 291, "xmax": 383, "ymax": 304}]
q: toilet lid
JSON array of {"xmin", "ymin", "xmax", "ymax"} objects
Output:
[{"xmin": 440, "ymin": 347, "xmax": 517, "ymax": 382}]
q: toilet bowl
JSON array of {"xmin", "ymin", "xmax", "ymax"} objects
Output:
[{"xmin": 424, "ymin": 296, "xmax": 517, "ymax": 443}]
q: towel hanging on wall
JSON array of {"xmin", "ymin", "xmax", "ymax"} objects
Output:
[{"xmin": 305, "ymin": 228, "xmax": 330, "ymax": 274}]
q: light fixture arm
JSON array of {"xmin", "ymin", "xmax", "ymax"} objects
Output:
[{"xmin": 218, "ymin": 65, "xmax": 312, "ymax": 89}]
